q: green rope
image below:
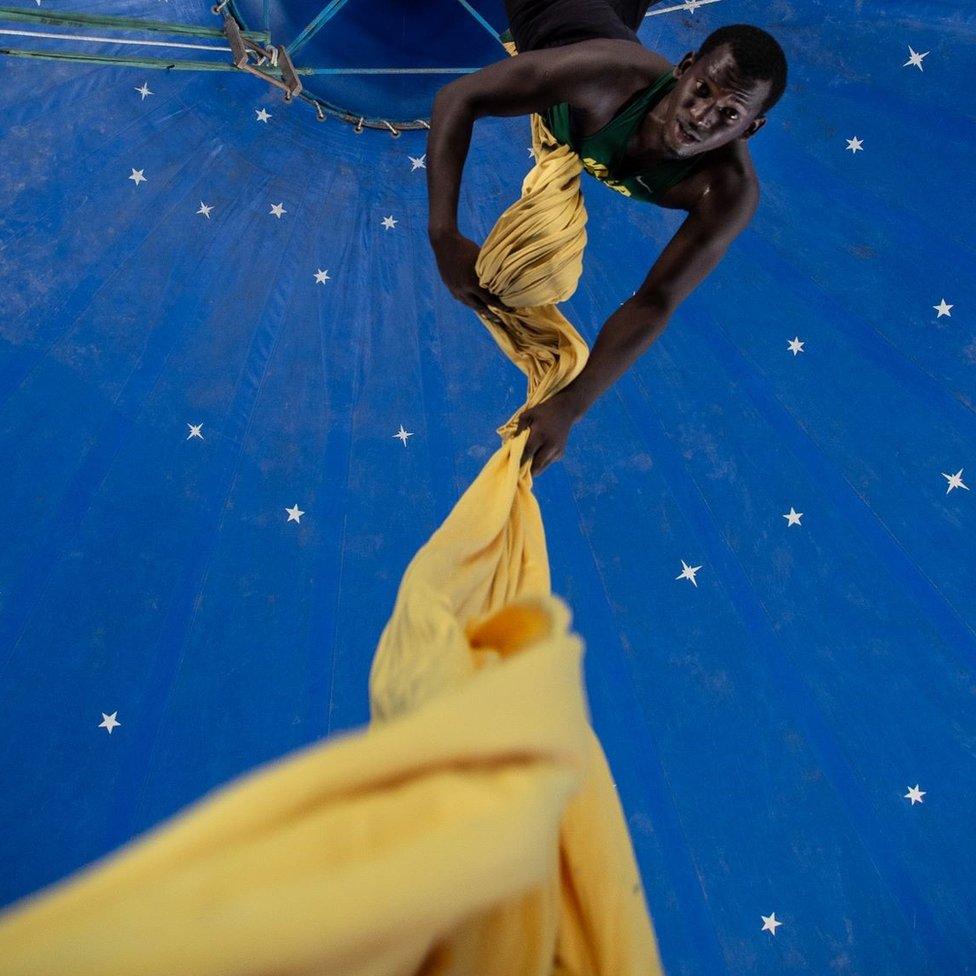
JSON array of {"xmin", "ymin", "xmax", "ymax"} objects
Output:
[
  {"xmin": 0, "ymin": 47, "xmax": 295, "ymax": 72},
  {"xmin": 0, "ymin": 6, "xmax": 269, "ymax": 42}
]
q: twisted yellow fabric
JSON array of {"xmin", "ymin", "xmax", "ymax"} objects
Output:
[{"xmin": 0, "ymin": 85, "xmax": 664, "ymax": 976}]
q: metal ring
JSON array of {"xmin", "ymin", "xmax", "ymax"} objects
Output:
[
  {"xmin": 315, "ymin": 102, "xmax": 326, "ymax": 122},
  {"xmin": 382, "ymin": 119, "xmax": 400, "ymax": 138},
  {"xmin": 354, "ymin": 116, "xmax": 365, "ymax": 134}
]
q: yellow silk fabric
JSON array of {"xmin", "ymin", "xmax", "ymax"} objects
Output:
[{"xmin": 0, "ymin": 83, "xmax": 664, "ymax": 976}]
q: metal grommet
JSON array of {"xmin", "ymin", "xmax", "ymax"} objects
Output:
[
  {"xmin": 284, "ymin": 90, "xmax": 293, "ymax": 102},
  {"xmin": 211, "ymin": 0, "xmax": 229, "ymax": 13},
  {"xmin": 383, "ymin": 120, "xmax": 400, "ymax": 139},
  {"xmin": 354, "ymin": 116, "xmax": 365, "ymax": 134}
]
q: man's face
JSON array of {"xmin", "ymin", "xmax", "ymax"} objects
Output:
[{"xmin": 664, "ymin": 44, "xmax": 770, "ymax": 157}]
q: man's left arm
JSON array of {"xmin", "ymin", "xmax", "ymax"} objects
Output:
[
  {"xmin": 516, "ymin": 175, "xmax": 759, "ymax": 474},
  {"xmin": 561, "ymin": 174, "xmax": 760, "ymax": 418}
]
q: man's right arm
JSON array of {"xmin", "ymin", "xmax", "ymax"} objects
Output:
[{"xmin": 426, "ymin": 43, "xmax": 625, "ymax": 243}]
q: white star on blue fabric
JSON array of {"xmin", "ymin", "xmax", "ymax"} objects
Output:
[
  {"xmin": 135, "ymin": 82, "xmax": 153, "ymax": 100},
  {"xmin": 99, "ymin": 711, "xmax": 121, "ymax": 733},
  {"xmin": 197, "ymin": 202, "xmax": 213, "ymax": 219},
  {"xmin": 314, "ymin": 269, "xmax": 330, "ymax": 284},
  {"xmin": 783, "ymin": 507, "xmax": 803, "ymax": 526},
  {"xmin": 942, "ymin": 469, "xmax": 968, "ymax": 494},
  {"xmin": 381, "ymin": 215, "xmax": 398, "ymax": 230},
  {"xmin": 933, "ymin": 298, "xmax": 953, "ymax": 317},
  {"xmin": 394, "ymin": 424, "xmax": 414, "ymax": 445},
  {"xmin": 270, "ymin": 202, "xmax": 286, "ymax": 218},
  {"xmin": 903, "ymin": 46, "xmax": 929, "ymax": 70},
  {"xmin": 256, "ymin": 107, "xmax": 272, "ymax": 122},
  {"xmin": 675, "ymin": 560, "xmax": 702, "ymax": 586},
  {"xmin": 846, "ymin": 136, "xmax": 864, "ymax": 153},
  {"xmin": 761, "ymin": 913, "xmax": 783, "ymax": 935},
  {"xmin": 285, "ymin": 504, "xmax": 305, "ymax": 524},
  {"xmin": 408, "ymin": 154, "xmax": 426, "ymax": 171},
  {"xmin": 129, "ymin": 168, "xmax": 147, "ymax": 185},
  {"xmin": 186, "ymin": 423, "xmax": 204, "ymax": 440},
  {"xmin": 905, "ymin": 784, "xmax": 926, "ymax": 804},
  {"xmin": 788, "ymin": 337, "xmax": 805, "ymax": 355}
]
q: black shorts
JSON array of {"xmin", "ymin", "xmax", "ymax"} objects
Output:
[{"xmin": 503, "ymin": 0, "xmax": 660, "ymax": 53}]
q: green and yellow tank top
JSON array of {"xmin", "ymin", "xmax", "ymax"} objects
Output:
[{"xmin": 543, "ymin": 69, "xmax": 706, "ymax": 204}]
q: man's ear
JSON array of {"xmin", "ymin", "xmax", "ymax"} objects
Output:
[
  {"xmin": 673, "ymin": 50, "xmax": 697, "ymax": 77},
  {"xmin": 742, "ymin": 116, "xmax": 767, "ymax": 139}
]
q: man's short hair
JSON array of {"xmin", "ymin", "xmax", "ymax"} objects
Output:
[{"xmin": 697, "ymin": 24, "xmax": 788, "ymax": 116}]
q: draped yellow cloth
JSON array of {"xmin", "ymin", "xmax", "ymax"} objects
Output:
[{"xmin": 0, "ymin": 65, "xmax": 665, "ymax": 976}]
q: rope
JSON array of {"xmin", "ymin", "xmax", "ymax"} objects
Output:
[
  {"xmin": 452, "ymin": 0, "xmax": 500, "ymax": 42},
  {"xmin": 301, "ymin": 67, "xmax": 476, "ymax": 75},
  {"xmin": 0, "ymin": 5, "xmax": 268, "ymax": 41},
  {"xmin": 286, "ymin": 0, "xmax": 351, "ymax": 58},
  {"xmin": 0, "ymin": 47, "xmax": 237, "ymax": 70},
  {"xmin": 646, "ymin": 0, "xmax": 724, "ymax": 13},
  {"xmin": 0, "ymin": 44, "xmax": 471, "ymax": 78},
  {"xmin": 0, "ymin": 28, "xmax": 231, "ymax": 53}
]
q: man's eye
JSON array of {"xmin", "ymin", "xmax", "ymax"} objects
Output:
[{"xmin": 724, "ymin": 109, "xmax": 738, "ymax": 120}]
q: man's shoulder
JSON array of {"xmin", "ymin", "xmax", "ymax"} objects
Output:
[
  {"xmin": 691, "ymin": 148, "xmax": 760, "ymax": 237},
  {"xmin": 702, "ymin": 134, "xmax": 758, "ymax": 182},
  {"xmin": 658, "ymin": 141, "xmax": 758, "ymax": 213},
  {"xmin": 569, "ymin": 37, "xmax": 673, "ymax": 81},
  {"xmin": 708, "ymin": 144, "xmax": 760, "ymax": 209}
]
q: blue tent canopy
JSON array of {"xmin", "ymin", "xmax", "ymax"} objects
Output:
[{"xmin": 0, "ymin": 1, "xmax": 974, "ymax": 972}]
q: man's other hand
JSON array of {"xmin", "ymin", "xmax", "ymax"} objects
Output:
[
  {"xmin": 514, "ymin": 391, "xmax": 580, "ymax": 476},
  {"xmin": 432, "ymin": 231, "xmax": 508, "ymax": 319}
]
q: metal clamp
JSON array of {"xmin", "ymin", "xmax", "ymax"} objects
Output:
[{"xmin": 222, "ymin": 14, "xmax": 301, "ymax": 100}]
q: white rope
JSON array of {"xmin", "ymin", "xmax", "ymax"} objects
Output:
[
  {"xmin": 0, "ymin": 29, "xmax": 468, "ymax": 74},
  {"xmin": 645, "ymin": 0, "xmax": 724, "ymax": 16},
  {"xmin": 0, "ymin": 28, "xmax": 231, "ymax": 53}
]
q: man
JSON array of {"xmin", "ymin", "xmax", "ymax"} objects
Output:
[{"xmin": 426, "ymin": 6, "xmax": 788, "ymax": 475}]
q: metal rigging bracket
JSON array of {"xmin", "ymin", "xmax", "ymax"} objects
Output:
[{"xmin": 221, "ymin": 13, "xmax": 301, "ymax": 102}]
